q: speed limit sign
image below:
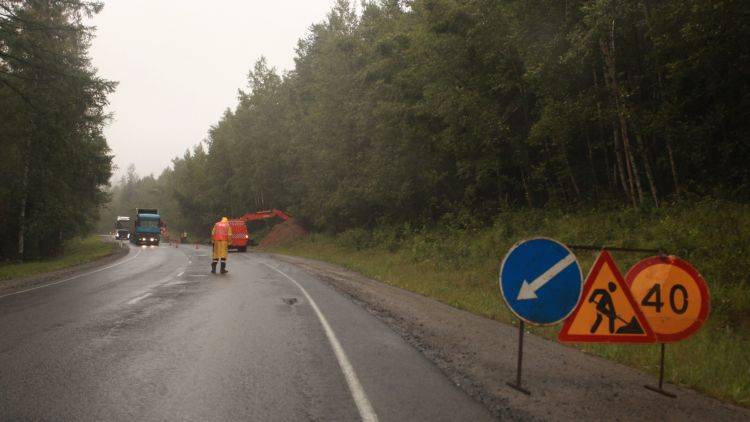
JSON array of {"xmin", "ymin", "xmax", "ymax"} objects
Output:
[{"xmin": 626, "ymin": 256, "xmax": 710, "ymax": 342}]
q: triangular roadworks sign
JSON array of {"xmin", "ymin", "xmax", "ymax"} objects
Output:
[{"xmin": 558, "ymin": 250, "xmax": 656, "ymax": 343}]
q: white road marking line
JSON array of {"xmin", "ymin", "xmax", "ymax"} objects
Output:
[
  {"xmin": 187, "ymin": 274, "xmax": 208, "ymax": 277},
  {"xmin": 127, "ymin": 292, "xmax": 151, "ymax": 305},
  {"xmin": 0, "ymin": 248, "xmax": 144, "ymax": 300},
  {"xmin": 263, "ymin": 263, "xmax": 378, "ymax": 422}
]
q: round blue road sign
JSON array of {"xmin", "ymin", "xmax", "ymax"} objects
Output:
[{"xmin": 499, "ymin": 238, "xmax": 583, "ymax": 325}]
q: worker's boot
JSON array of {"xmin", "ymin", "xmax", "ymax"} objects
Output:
[
  {"xmin": 220, "ymin": 261, "xmax": 228, "ymax": 274},
  {"xmin": 211, "ymin": 261, "xmax": 217, "ymax": 274}
]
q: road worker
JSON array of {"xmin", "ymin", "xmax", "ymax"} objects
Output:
[{"xmin": 211, "ymin": 217, "xmax": 233, "ymax": 274}]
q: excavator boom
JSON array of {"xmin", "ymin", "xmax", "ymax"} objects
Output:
[{"xmin": 236, "ymin": 209, "xmax": 291, "ymax": 223}]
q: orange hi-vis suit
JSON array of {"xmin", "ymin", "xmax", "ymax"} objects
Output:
[{"xmin": 211, "ymin": 217, "xmax": 233, "ymax": 274}]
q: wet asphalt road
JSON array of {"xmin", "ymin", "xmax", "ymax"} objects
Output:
[{"xmin": 0, "ymin": 243, "xmax": 494, "ymax": 421}]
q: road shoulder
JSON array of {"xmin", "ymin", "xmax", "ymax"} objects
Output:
[
  {"xmin": 268, "ymin": 253, "xmax": 749, "ymax": 421},
  {"xmin": 0, "ymin": 242, "xmax": 130, "ymax": 297}
]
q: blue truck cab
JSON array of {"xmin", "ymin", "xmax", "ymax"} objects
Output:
[{"xmin": 131, "ymin": 208, "xmax": 161, "ymax": 246}]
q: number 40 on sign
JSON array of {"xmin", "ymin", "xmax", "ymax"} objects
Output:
[{"xmin": 626, "ymin": 256, "xmax": 710, "ymax": 343}]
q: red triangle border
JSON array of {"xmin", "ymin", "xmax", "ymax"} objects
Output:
[{"xmin": 558, "ymin": 250, "xmax": 656, "ymax": 343}]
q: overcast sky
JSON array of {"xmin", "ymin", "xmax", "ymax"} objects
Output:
[{"xmin": 89, "ymin": 0, "xmax": 338, "ymax": 180}]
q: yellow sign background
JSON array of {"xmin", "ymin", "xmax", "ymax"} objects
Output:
[{"xmin": 559, "ymin": 251, "xmax": 655, "ymax": 343}]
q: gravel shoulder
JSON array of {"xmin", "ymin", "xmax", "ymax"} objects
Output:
[
  {"xmin": 268, "ymin": 253, "xmax": 749, "ymax": 421},
  {"xmin": 0, "ymin": 242, "xmax": 129, "ymax": 297}
]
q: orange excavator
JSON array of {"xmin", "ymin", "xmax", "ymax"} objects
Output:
[
  {"xmin": 228, "ymin": 209, "xmax": 292, "ymax": 252},
  {"xmin": 236, "ymin": 209, "xmax": 291, "ymax": 223}
]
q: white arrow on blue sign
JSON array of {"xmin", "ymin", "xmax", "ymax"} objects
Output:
[{"xmin": 500, "ymin": 238, "xmax": 583, "ymax": 325}]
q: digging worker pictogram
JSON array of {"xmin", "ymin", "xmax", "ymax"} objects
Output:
[
  {"xmin": 588, "ymin": 281, "xmax": 644, "ymax": 334},
  {"xmin": 211, "ymin": 217, "xmax": 233, "ymax": 274},
  {"xmin": 589, "ymin": 282, "xmax": 618, "ymax": 333}
]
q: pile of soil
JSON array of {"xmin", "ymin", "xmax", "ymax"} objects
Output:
[{"xmin": 258, "ymin": 219, "xmax": 308, "ymax": 248}]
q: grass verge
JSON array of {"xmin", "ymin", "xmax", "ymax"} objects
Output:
[
  {"xmin": 0, "ymin": 236, "xmax": 118, "ymax": 281},
  {"xmin": 267, "ymin": 199, "xmax": 750, "ymax": 406}
]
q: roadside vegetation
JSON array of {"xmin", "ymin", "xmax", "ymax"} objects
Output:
[
  {"xmin": 1, "ymin": 1, "xmax": 115, "ymax": 261},
  {"xmin": 268, "ymin": 201, "xmax": 750, "ymax": 406},
  {"xmin": 0, "ymin": 236, "xmax": 117, "ymax": 281}
]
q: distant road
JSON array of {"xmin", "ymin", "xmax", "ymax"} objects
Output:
[{"xmin": 0, "ymin": 243, "xmax": 493, "ymax": 421}]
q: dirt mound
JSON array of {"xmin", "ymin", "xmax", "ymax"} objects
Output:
[{"xmin": 259, "ymin": 219, "xmax": 308, "ymax": 247}]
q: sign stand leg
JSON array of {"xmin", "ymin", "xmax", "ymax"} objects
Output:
[
  {"xmin": 507, "ymin": 320, "xmax": 531, "ymax": 395},
  {"xmin": 645, "ymin": 343, "xmax": 676, "ymax": 398}
]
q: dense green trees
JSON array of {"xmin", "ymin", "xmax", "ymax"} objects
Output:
[
  {"xmin": 0, "ymin": 1, "xmax": 114, "ymax": 260},
  {"xmin": 106, "ymin": 0, "xmax": 749, "ymax": 237}
]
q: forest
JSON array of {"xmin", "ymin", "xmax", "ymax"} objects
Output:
[
  {"xmin": 103, "ymin": 0, "xmax": 749, "ymax": 238},
  {"xmin": 0, "ymin": 0, "xmax": 114, "ymax": 260},
  {"xmin": 2, "ymin": 0, "xmax": 746, "ymax": 257}
]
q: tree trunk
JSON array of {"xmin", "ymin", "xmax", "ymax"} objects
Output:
[
  {"xmin": 493, "ymin": 165, "xmax": 509, "ymax": 209},
  {"xmin": 613, "ymin": 163, "xmax": 618, "ymax": 191},
  {"xmin": 602, "ymin": 129, "xmax": 612, "ymax": 191},
  {"xmin": 636, "ymin": 132, "xmax": 659, "ymax": 207},
  {"xmin": 666, "ymin": 139, "xmax": 680, "ymax": 197},
  {"xmin": 565, "ymin": 154, "xmax": 582, "ymax": 202},
  {"xmin": 612, "ymin": 126, "xmax": 631, "ymax": 204},
  {"xmin": 521, "ymin": 171, "xmax": 533, "ymax": 208},
  {"xmin": 17, "ymin": 136, "xmax": 32, "ymax": 260},
  {"xmin": 585, "ymin": 131, "xmax": 599, "ymax": 200},
  {"xmin": 593, "ymin": 64, "xmax": 615, "ymax": 193},
  {"xmin": 601, "ymin": 57, "xmax": 631, "ymax": 204},
  {"xmin": 600, "ymin": 24, "xmax": 640, "ymax": 206},
  {"xmin": 623, "ymin": 123, "xmax": 644, "ymax": 205}
]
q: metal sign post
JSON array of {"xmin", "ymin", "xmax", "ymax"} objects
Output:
[
  {"xmin": 499, "ymin": 238, "xmax": 583, "ymax": 395},
  {"xmin": 566, "ymin": 245, "xmax": 662, "ymax": 254},
  {"xmin": 626, "ymin": 255, "xmax": 710, "ymax": 398},
  {"xmin": 507, "ymin": 320, "xmax": 530, "ymax": 395},
  {"xmin": 645, "ymin": 343, "xmax": 676, "ymax": 398}
]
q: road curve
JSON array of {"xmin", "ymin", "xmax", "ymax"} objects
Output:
[{"xmin": 0, "ymin": 243, "xmax": 494, "ymax": 421}]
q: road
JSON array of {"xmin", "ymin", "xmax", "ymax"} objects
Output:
[{"xmin": 0, "ymin": 243, "xmax": 494, "ymax": 421}]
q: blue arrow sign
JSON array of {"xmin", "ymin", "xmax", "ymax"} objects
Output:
[{"xmin": 500, "ymin": 238, "xmax": 583, "ymax": 325}]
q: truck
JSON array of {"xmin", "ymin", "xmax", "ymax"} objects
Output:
[
  {"xmin": 131, "ymin": 208, "xmax": 161, "ymax": 246},
  {"xmin": 228, "ymin": 219, "xmax": 250, "ymax": 252},
  {"xmin": 115, "ymin": 216, "xmax": 131, "ymax": 240}
]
